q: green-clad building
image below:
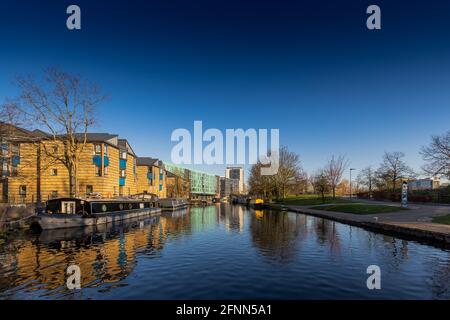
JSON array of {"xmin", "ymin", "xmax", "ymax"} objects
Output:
[{"xmin": 164, "ymin": 163, "xmax": 219, "ymax": 202}]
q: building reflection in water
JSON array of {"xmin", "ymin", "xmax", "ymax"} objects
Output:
[
  {"xmin": 0, "ymin": 209, "xmax": 192, "ymax": 298},
  {"xmin": 216, "ymin": 204, "xmax": 245, "ymax": 233},
  {"xmin": 1, "ymin": 205, "xmax": 450, "ymax": 299}
]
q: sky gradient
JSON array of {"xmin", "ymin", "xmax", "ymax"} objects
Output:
[{"xmin": 1, "ymin": 0, "xmax": 449, "ymax": 179}]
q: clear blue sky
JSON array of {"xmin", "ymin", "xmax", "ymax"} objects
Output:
[{"xmin": 1, "ymin": 0, "xmax": 449, "ymax": 179}]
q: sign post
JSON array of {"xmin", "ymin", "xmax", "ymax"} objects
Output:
[{"xmin": 401, "ymin": 181, "xmax": 408, "ymax": 208}]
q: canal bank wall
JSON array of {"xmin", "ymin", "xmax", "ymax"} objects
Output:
[{"xmin": 262, "ymin": 203, "xmax": 450, "ymax": 248}]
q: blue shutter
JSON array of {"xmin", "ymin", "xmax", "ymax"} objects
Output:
[
  {"xmin": 119, "ymin": 159, "xmax": 127, "ymax": 170},
  {"xmin": 12, "ymin": 155, "xmax": 20, "ymax": 166},
  {"xmin": 92, "ymin": 155, "xmax": 102, "ymax": 166}
]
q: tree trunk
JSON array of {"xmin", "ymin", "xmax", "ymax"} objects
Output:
[
  {"xmin": 392, "ymin": 174, "xmax": 397, "ymax": 192},
  {"xmin": 68, "ymin": 164, "xmax": 76, "ymax": 198},
  {"xmin": 74, "ymin": 165, "xmax": 78, "ymax": 197},
  {"xmin": 36, "ymin": 144, "xmax": 42, "ymax": 206}
]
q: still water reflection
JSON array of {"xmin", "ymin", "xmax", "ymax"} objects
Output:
[{"xmin": 1, "ymin": 204, "xmax": 450, "ymax": 299}]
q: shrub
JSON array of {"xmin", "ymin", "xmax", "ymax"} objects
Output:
[
  {"xmin": 357, "ymin": 192, "xmax": 370, "ymax": 199},
  {"xmin": 408, "ymin": 194, "xmax": 433, "ymax": 202}
]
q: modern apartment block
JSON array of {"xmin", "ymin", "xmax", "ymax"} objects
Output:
[
  {"xmin": 0, "ymin": 123, "xmax": 165, "ymax": 203},
  {"xmin": 225, "ymin": 166, "xmax": 245, "ymax": 194},
  {"xmin": 219, "ymin": 177, "xmax": 240, "ymax": 198},
  {"xmin": 0, "ymin": 123, "xmax": 37, "ymax": 202},
  {"xmin": 166, "ymin": 170, "xmax": 190, "ymax": 199},
  {"xmin": 136, "ymin": 157, "xmax": 167, "ymax": 199},
  {"xmin": 118, "ymin": 139, "xmax": 138, "ymax": 196},
  {"xmin": 164, "ymin": 163, "xmax": 218, "ymax": 202}
]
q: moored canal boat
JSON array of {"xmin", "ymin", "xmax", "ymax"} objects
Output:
[
  {"xmin": 33, "ymin": 197, "xmax": 161, "ymax": 230},
  {"xmin": 248, "ymin": 198, "xmax": 264, "ymax": 209},
  {"xmin": 158, "ymin": 198, "xmax": 189, "ymax": 211}
]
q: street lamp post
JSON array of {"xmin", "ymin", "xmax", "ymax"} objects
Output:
[{"xmin": 349, "ymin": 168, "xmax": 356, "ymax": 200}]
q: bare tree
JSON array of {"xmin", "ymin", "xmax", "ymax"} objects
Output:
[
  {"xmin": 357, "ymin": 166, "xmax": 375, "ymax": 198},
  {"xmin": 420, "ymin": 130, "xmax": 450, "ymax": 179},
  {"xmin": 288, "ymin": 171, "xmax": 309, "ymax": 195},
  {"xmin": 377, "ymin": 151, "xmax": 414, "ymax": 192},
  {"xmin": 311, "ymin": 170, "xmax": 330, "ymax": 202},
  {"xmin": 0, "ymin": 103, "xmax": 31, "ymax": 141},
  {"xmin": 248, "ymin": 162, "xmax": 272, "ymax": 199},
  {"xmin": 10, "ymin": 68, "xmax": 106, "ymax": 197},
  {"xmin": 336, "ymin": 179, "xmax": 349, "ymax": 196},
  {"xmin": 272, "ymin": 147, "xmax": 304, "ymax": 199},
  {"xmin": 324, "ymin": 155, "xmax": 348, "ymax": 199},
  {"xmin": 248, "ymin": 146, "xmax": 305, "ymax": 200}
]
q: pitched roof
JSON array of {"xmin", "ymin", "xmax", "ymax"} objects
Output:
[
  {"xmin": 118, "ymin": 139, "xmax": 137, "ymax": 157},
  {"xmin": 30, "ymin": 130, "xmax": 119, "ymax": 146},
  {"xmin": 32, "ymin": 129, "xmax": 50, "ymax": 138},
  {"xmin": 75, "ymin": 133, "xmax": 118, "ymax": 142},
  {"xmin": 136, "ymin": 157, "xmax": 163, "ymax": 167}
]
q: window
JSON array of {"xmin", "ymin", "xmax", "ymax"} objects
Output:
[
  {"xmin": 104, "ymin": 145, "xmax": 108, "ymax": 155},
  {"xmin": 120, "ymin": 169, "xmax": 126, "ymax": 178},
  {"xmin": 148, "ymin": 168, "xmax": 153, "ymax": 185},
  {"xmin": 1, "ymin": 144, "xmax": 10, "ymax": 157},
  {"xmin": 86, "ymin": 185, "xmax": 93, "ymax": 194},
  {"xmin": 104, "ymin": 166, "xmax": 108, "ymax": 175},
  {"xmin": 52, "ymin": 145, "xmax": 58, "ymax": 154},
  {"xmin": 50, "ymin": 168, "xmax": 58, "ymax": 176},
  {"xmin": 19, "ymin": 185, "xmax": 26, "ymax": 196},
  {"xmin": 1, "ymin": 143, "xmax": 8, "ymax": 150},
  {"xmin": 11, "ymin": 143, "xmax": 19, "ymax": 155},
  {"xmin": 94, "ymin": 144, "xmax": 102, "ymax": 155},
  {"xmin": 51, "ymin": 191, "xmax": 58, "ymax": 199},
  {"xmin": 2, "ymin": 161, "xmax": 8, "ymax": 176},
  {"xmin": 120, "ymin": 151, "xmax": 127, "ymax": 159},
  {"xmin": 95, "ymin": 166, "xmax": 102, "ymax": 176},
  {"xmin": 61, "ymin": 201, "xmax": 76, "ymax": 214}
]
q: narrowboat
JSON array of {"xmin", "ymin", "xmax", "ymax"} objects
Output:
[
  {"xmin": 158, "ymin": 198, "xmax": 189, "ymax": 211},
  {"xmin": 249, "ymin": 198, "xmax": 264, "ymax": 209},
  {"xmin": 33, "ymin": 197, "xmax": 161, "ymax": 230}
]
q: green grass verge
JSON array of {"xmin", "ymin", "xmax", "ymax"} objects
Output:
[
  {"xmin": 277, "ymin": 195, "xmax": 353, "ymax": 206},
  {"xmin": 432, "ymin": 214, "xmax": 450, "ymax": 225},
  {"xmin": 311, "ymin": 203, "xmax": 407, "ymax": 214}
]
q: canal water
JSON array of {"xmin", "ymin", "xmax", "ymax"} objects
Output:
[{"xmin": 1, "ymin": 204, "xmax": 449, "ymax": 299}]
